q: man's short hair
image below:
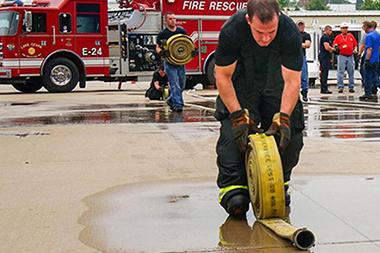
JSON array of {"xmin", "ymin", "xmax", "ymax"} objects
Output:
[
  {"xmin": 247, "ymin": 0, "xmax": 280, "ymax": 23},
  {"xmin": 158, "ymin": 64, "xmax": 165, "ymax": 71},
  {"xmin": 324, "ymin": 25, "xmax": 332, "ymax": 32},
  {"xmin": 371, "ymin": 20, "xmax": 377, "ymax": 29},
  {"xmin": 165, "ymin": 12, "xmax": 175, "ymax": 18},
  {"xmin": 363, "ymin": 21, "xmax": 373, "ymax": 29}
]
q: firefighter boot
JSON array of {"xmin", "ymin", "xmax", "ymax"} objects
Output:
[{"xmin": 226, "ymin": 194, "xmax": 250, "ymax": 217}]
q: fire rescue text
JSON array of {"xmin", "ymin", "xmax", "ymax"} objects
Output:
[{"xmin": 182, "ymin": 0, "xmax": 247, "ymax": 11}]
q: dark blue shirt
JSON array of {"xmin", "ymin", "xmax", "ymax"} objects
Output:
[
  {"xmin": 156, "ymin": 27, "xmax": 187, "ymax": 47},
  {"xmin": 365, "ymin": 30, "xmax": 380, "ymax": 63},
  {"xmin": 319, "ymin": 33, "xmax": 331, "ymax": 59}
]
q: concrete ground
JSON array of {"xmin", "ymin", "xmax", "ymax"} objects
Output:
[{"xmin": 0, "ymin": 82, "xmax": 379, "ymax": 253}]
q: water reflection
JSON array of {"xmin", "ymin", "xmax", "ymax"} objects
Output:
[
  {"xmin": 219, "ymin": 216, "xmax": 308, "ymax": 252},
  {"xmin": 0, "ymin": 106, "xmax": 216, "ymax": 127}
]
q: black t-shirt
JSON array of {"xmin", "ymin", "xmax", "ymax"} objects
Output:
[
  {"xmin": 300, "ymin": 31, "xmax": 311, "ymax": 56},
  {"xmin": 319, "ymin": 34, "xmax": 331, "ymax": 59},
  {"xmin": 215, "ymin": 10, "xmax": 302, "ymax": 78},
  {"xmin": 156, "ymin": 27, "xmax": 187, "ymax": 47},
  {"xmin": 151, "ymin": 70, "xmax": 168, "ymax": 87}
]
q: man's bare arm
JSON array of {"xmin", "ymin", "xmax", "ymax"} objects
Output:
[
  {"xmin": 215, "ymin": 62, "xmax": 241, "ymax": 113},
  {"xmin": 359, "ymin": 42, "xmax": 366, "ymax": 56},
  {"xmin": 366, "ymin": 47, "xmax": 372, "ymax": 61},
  {"xmin": 154, "ymin": 81, "xmax": 160, "ymax": 90},
  {"xmin": 280, "ymin": 66, "xmax": 301, "ymax": 115},
  {"xmin": 155, "ymin": 44, "xmax": 162, "ymax": 54},
  {"xmin": 302, "ymin": 40, "xmax": 311, "ymax": 49},
  {"xmin": 324, "ymin": 42, "xmax": 334, "ymax": 52}
]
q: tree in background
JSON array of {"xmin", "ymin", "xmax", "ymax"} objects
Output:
[
  {"xmin": 360, "ymin": 0, "xmax": 380, "ymax": 9},
  {"xmin": 305, "ymin": 0, "xmax": 331, "ymax": 10},
  {"xmin": 279, "ymin": 0, "xmax": 301, "ymax": 10},
  {"xmin": 278, "ymin": 0, "xmax": 290, "ymax": 9}
]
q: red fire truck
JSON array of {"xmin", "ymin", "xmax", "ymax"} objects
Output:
[{"xmin": 0, "ymin": 0, "xmax": 246, "ymax": 92}]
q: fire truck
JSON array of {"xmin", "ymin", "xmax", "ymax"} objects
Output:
[{"xmin": 0, "ymin": 0, "xmax": 246, "ymax": 92}]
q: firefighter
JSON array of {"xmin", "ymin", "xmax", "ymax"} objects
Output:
[
  {"xmin": 319, "ymin": 25, "xmax": 335, "ymax": 94},
  {"xmin": 145, "ymin": 64, "xmax": 169, "ymax": 101},
  {"xmin": 214, "ymin": 0, "xmax": 304, "ymax": 217},
  {"xmin": 156, "ymin": 12, "xmax": 187, "ymax": 112}
]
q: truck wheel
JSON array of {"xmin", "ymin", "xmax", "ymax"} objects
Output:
[
  {"xmin": 206, "ymin": 57, "xmax": 216, "ymax": 86},
  {"xmin": 12, "ymin": 79, "xmax": 43, "ymax": 93},
  {"xmin": 42, "ymin": 58, "xmax": 79, "ymax": 92}
]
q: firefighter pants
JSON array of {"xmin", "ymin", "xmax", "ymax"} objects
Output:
[{"xmin": 319, "ymin": 56, "xmax": 330, "ymax": 92}]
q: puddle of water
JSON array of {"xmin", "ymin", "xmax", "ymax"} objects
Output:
[
  {"xmin": 79, "ymin": 177, "xmax": 380, "ymax": 253},
  {"xmin": 305, "ymin": 104, "xmax": 380, "ymax": 140},
  {"xmin": 0, "ymin": 102, "xmax": 42, "ymax": 106},
  {"xmin": 55, "ymin": 103, "xmax": 163, "ymax": 111},
  {"xmin": 3, "ymin": 95, "xmax": 380, "ymax": 142},
  {"xmin": 79, "ymin": 181, "xmax": 300, "ymax": 253},
  {"xmin": 0, "ymin": 107, "xmax": 216, "ymax": 127},
  {"xmin": 188, "ymin": 100, "xmax": 216, "ymax": 109}
]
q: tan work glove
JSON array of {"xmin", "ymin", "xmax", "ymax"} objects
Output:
[
  {"xmin": 230, "ymin": 109, "xmax": 263, "ymax": 153},
  {"xmin": 265, "ymin": 112, "xmax": 291, "ymax": 152}
]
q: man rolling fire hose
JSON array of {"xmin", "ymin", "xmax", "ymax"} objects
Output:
[{"xmin": 214, "ymin": 0, "xmax": 314, "ymax": 250}]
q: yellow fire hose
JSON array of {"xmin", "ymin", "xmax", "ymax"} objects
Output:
[
  {"xmin": 245, "ymin": 134, "xmax": 315, "ymax": 250},
  {"xmin": 163, "ymin": 34, "xmax": 196, "ymax": 65}
]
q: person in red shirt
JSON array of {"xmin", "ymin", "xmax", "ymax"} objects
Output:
[{"xmin": 333, "ymin": 22, "xmax": 358, "ymax": 93}]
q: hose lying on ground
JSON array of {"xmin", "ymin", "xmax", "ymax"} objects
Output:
[{"xmin": 245, "ymin": 134, "xmax": 315, "ymax": 250}]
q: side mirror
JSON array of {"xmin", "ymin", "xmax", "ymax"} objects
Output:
[{"xmin": 24, "ymin": 11, "xmax": 32, "ymax": 32}]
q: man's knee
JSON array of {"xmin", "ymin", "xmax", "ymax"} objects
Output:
[{"xmin": 216, "ymin": 119, "xmax": 246, "ymax": 188}]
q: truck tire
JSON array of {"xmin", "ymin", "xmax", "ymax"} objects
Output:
[
  {"xmin": 42, "ymin": 58, "xmax": 79, "ymax": 93},
  {"xmin": 12, "ymin": 79, "xmax": 43, "ymax": 93},
  {"xmin": 206, "ymin": 57, "xmax": 216, "ymax": 86}
]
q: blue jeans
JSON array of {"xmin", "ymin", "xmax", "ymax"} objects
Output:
[
  {"xmin": 359, "ymin": 55, "xmax": 365, "ymax": 87},
  {"xmin": 364, "ymin": 62, "xmax": 379, "ymax": 95},
  {"xmin": 337, "ymin": 55, "xmax": 355, "ymax": 89},
  {"xmin": 164, "ymin": 61, "xmax": 186, "ymax": 109},
  {"xmin": 301, "ymin": 55, "xmax": 308, "ymax": 92}
]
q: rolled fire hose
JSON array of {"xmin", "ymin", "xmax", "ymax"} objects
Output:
[
  {"xmin": 245, "ymin": 134, "xmax": 316, "ymax": 250},
  {"xmin": 163, "ymin": 34, "xmax": 196, "ymax": 65}
]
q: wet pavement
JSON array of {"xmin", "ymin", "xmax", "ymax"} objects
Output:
[
  {"xmin": 2, "ymin": 90, "xmax": 380, "ymax": 142},
  {"xmin": 0, "ymin": 105, "xmax": 215, "ymax": 126},
  {"xmin": 79, "ymin": 176, "xmax": 380, "ymax": 253},
  {"xmin": 1, "ymin": 84, "xmax": 380, "ymax": 253}
]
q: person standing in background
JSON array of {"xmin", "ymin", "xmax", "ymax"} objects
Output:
[
  {"xmin": 359, "ymin": 21, "xmax": 380, "ymax": 101},
  {"xmin": 319, "ymin": 25, "xmax": 335, "ymax": 94},
  {"xmin": 333, "ymin": 22, "xmax": 358, "ymax": 93},
  {"xmin": 156, "ymin": 12, "xmax": 187, "ymax": 112},
  {"xmin": 297, "ymin": 20, "xmax": 311, "ymax": 102}
]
